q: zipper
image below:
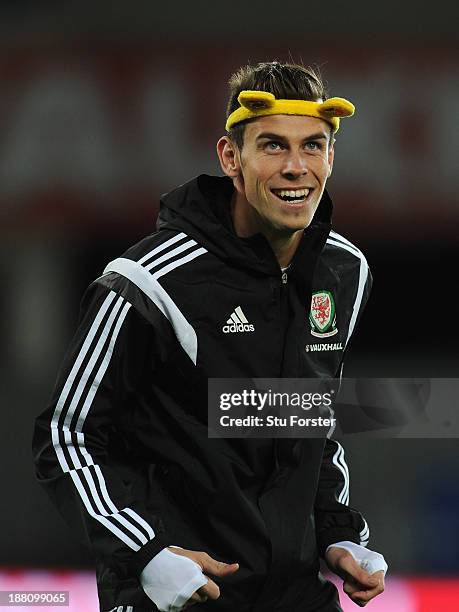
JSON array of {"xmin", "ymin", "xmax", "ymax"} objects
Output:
[
  {"xmin": 273, "ymin": 270, "xmax": 288, "ymax": 479},
  {"xmin": 278, "ymin": 268, "xmax": 288, "ymax": 372}
]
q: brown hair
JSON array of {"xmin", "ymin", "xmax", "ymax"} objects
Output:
[{"xmin": 226, "ymin": 61, "xmax": 329, "ymax": 148}]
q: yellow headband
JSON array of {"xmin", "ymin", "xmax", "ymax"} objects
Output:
[{"xmin": 225, "ymin": 90, "xmax": 355, "ymax": 133}]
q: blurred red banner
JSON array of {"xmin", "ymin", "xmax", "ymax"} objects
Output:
[{"xmin": 0, "ymin": 44, "xmax": 457, "ymax": 241}]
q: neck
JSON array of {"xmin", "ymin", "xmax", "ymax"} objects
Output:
[
  {"xmin": 266, "ymin": 231, "xmax": 303, "ymax": 268},
  {"xmin": 231, "ymin": 193, "xmax": 303, "ymax": 268}
]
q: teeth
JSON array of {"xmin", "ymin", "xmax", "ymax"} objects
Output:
[{"xmin": 275, "ymin": 188, "xmax": 310, "ymax": 198}]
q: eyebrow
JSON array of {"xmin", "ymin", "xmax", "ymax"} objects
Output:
[{"xmin": 256, "ymin": 131, "xmax": 329, "ymax": 142}]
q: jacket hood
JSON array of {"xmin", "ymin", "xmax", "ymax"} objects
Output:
[{"xmin": 157, "ymin": 174, "xmax": 333, "ymax": 276}]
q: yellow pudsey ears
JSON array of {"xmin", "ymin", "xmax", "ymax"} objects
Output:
[{"xmin": 225, "ymin": 90, "xmax": 355, "ymax": 133}]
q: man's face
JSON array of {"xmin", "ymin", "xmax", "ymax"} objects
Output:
[{"xmin": 231, "ymin": 114, "xmax": 334, "ymax": 236}]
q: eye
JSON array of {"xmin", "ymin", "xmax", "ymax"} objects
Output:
[
  {"xmin": 305, "ymin": 141, "xmax": 322, "ymax": 151},
  {"xmin": 265, "ymin": 141, "xmax": 283, "ymax": 151}
]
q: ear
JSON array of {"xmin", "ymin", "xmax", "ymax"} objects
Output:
[
  {"xmin": 216, "ymin": 136, "xmax": 241, "ymax": 178},
  {"xmin": 327, "ymin": 138, "xmax": 335, "ymax": 178}
]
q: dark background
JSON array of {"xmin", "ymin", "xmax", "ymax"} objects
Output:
[{"xmin": 1, "ymin": 0, "xmax": 457, "ymax": 580}]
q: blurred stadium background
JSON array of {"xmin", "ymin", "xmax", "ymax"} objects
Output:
[{"xmin": 0, "ymin": 1, "xmax": 457, "ymax": 610}]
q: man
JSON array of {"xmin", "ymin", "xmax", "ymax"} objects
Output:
[{"xmin": 33, "ymin": 61, "xmax": 387, "ymax": 611}]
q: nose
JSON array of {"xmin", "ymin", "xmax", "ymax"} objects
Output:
[{"xmin": 281, "ymin": 150, "xmax": 308, "ymax": 180}]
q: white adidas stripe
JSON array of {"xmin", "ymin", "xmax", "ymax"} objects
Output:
[
  {"xmin": 152, "ymin": 247, "xmax": 207, "ymax": 279},
  {"xmin": 360, "ymin": 518, "xmax": 370, "ymax": 546},
  {"xmin": 360, "ymin": 523, "xmax": 369, "ymax": 540},
  {"xmin": 338, "ymin": 446, "xmax": 350, "ymax": 505},
  {"xmin": 137, "ymin": 232, "xmax": 187, "ymax": 265},
  {"xmin": 65, "ymin": 298, "xmax": 127, "ymax": 430},
  {"xmin": 68, "ymin": 468, "xmax": 143, "ymax": 551},
  {"xmin": 51, "ymin": 293, "xmax": 123, "ymax": 472},
  {"xmin": 326, "ymin": 238, "xmax": 369, "ymax": 348},
  {"xmin": 144, "ymin": 239, "xmax": 197, "ymax": 272},
  {"xmin": 331, "ymin": 441, "xmax": 350, "ymax": 506},
  {"xmin": 326, "ymin": 238, "xmax": 366, "ymax": 267},
  {"xmin": 329, "ymin": 405, "xmax": 369, "ymax": 545},
  {"xmin": 137, "ymin": 233, "xmax": 206, "ymax": 281},
  {"xmin": 54, "ymin": 295, "xmax": 152, "ymax": 548},
  {"xmin": 52, "ymin": 292, "xmax": 117, "ymax": 429},
  {"xmin": 329, "ymin": 230, "xmax": 362, "ymax": 255},
  {"xmin": 135, "ymin": 231, "xmax": 207, "ymax": 280},
  {"xmin": 51, "ymin": 291, "xmax": 155, "ymax": 551}
]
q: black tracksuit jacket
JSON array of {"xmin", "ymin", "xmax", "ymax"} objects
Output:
[{"xmin": 33, "ymin": 174, "xmax": 372, "ymax": 612}]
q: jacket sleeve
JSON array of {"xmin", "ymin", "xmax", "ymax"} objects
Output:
[
  {"xmin": 314, "ymin": 262, "xmax": 373, "ymax": 558},
  {"xmin": 32, "ymin": 279, "xmax": 173, "ymax": 575},
  {"xmin": 314, "ymin": 438, "xmax": 369, "ymax": 558}
]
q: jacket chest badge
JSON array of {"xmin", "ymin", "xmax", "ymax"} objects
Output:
[
  {"xmin": 309, "ymin": 290, "xmax": 339, "ymax": 338},
  {"xmin": 222, "ymin": 305, "xmax": 255, "ymax": 334}
]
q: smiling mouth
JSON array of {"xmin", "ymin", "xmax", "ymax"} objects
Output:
[{"xmin": 271, "ymin": 188, "xmax": 312, "ymax": 204}]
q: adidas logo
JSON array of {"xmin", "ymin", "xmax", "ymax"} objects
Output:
[{"xmin": 222, "ymin": 306, "xmax": 255, "ymax": 334}]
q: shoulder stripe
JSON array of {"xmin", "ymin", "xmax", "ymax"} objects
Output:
[
  {"xmin": 144, "ymin": 239, "xmax": 197, "ymax": 272},
  {"xmin": 51, "ymin": 291, "xmax": 156, "ymax": 552},
  {"xmin": 137, "ymin": 232, "xmax": 187, "ymax": 265},
  {"xmin": 326, "ymin": 238, "xmax": 369, "ymax": 348},
  {"xmin": 132, "ymin": 231, "xmax": 207, "ymax": 280},
  {"xmin": 136, "ymin": 231, "xmax": 208, "ymax": 281},
  {"xmin": 104, "ymin": 258, "xmax": 199, "ymax": 364},
  {"xmin": 329, "ymin": 230, "xmax": 362, "ymax": 253},
  {"xmin": 152, "ymin": 247, "xmax": 207, "ymax": 279},
  {"xmin": 326, "ymin": 237, "xmax": 362, "ymax": 260},
  {"xmin": 346, "ymin": 253, "xmax": 369, "ymax": 348}
]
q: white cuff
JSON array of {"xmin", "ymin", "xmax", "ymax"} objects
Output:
[
  {"xmin": 326, "ymin": 540, "xmax": 388, "ymax": 576},
  {"xmin": 140, "ymin": 546, "xmax": 208, "ymax": 612}
]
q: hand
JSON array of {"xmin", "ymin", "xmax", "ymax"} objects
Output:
[
  {"xmin": 325, "ymin": 546, "xmax": 385, "ymax": 607},
  {"xmin": 167, "ymin": 546, "xmax": 239, "ymax": 608}
]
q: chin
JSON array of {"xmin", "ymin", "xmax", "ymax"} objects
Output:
[
  {"xmin": 274, "ymin": 222, "xmax": 309, "ymax": 235},
  {"xmin": 281, "ymin": 217, "xmax": 314, "ymax": 232}
]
